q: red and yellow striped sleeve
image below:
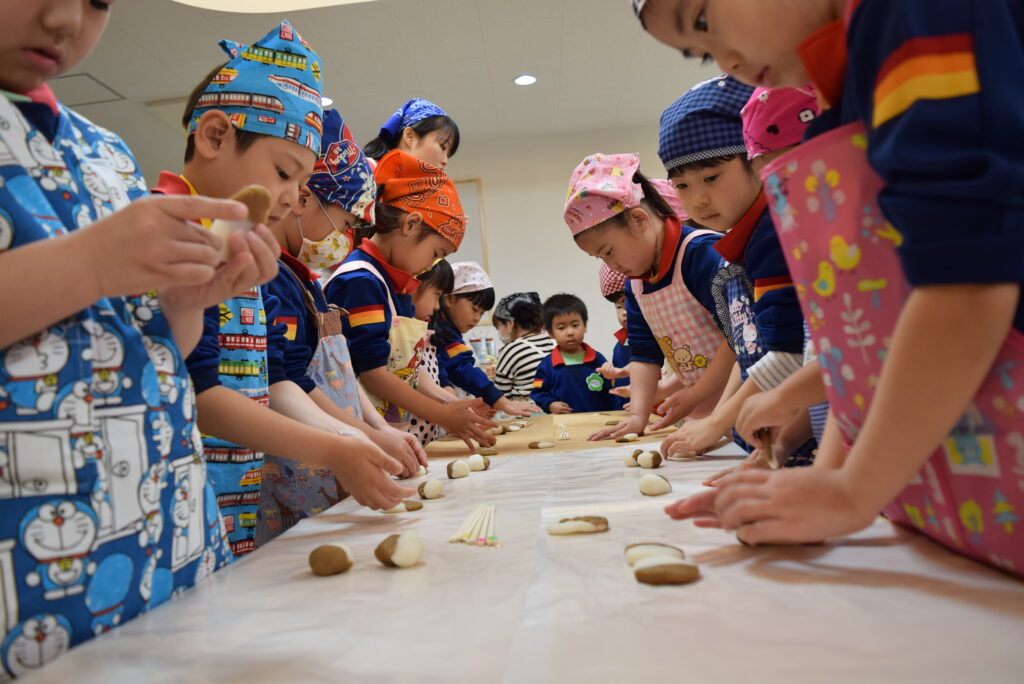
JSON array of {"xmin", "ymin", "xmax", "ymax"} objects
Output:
[
  {"xmin": 532, "ymin": 378, "xmax": 544, "ymax": 389},
  {"xmin": 753, "ymin": 276, "xmax": 794, "ymax": 303},
  {"xmin": 347, "ymin": 304, "xmax": 386, "ymax": 327},
  {"xmin": 274, "ymin": 316, "xmax": 298, "ymax": 341},
  {"xmin": 445, "ymin": 341, "xmax": 472, "ymax": 358},
  {"xmin": 872, "ymin": 34, "xmax": 980, "ymax": 128}
]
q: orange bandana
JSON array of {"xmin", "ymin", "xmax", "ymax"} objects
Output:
[{"xmin": 374, "ymin": 149, "xmax": 466, "ymax": 249}]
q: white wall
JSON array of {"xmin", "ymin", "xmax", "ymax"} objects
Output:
[{"xmin": 449, "ymin": 123, "xmax": 662, "ymax": 361}]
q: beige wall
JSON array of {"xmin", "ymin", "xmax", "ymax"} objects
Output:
[{"xmin": 450, "ymin": 124, "xmax": 664, "ymax": 360}]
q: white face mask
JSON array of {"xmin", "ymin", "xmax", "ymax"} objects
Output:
[{"xmin": 296, "ymin": 195, "xmax": 353, "ymax": 272}]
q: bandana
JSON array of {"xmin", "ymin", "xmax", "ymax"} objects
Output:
[
  {"xmin": 379, "ymin": 98, "xmax": 448, "ymax": 141},
  {"xmin": 658, "ymin": 75, "xmax": 755, "ymax": 173},
  {"xmin": 741, "ymin": 86, "xmax": 820, "ymax": 159},
  {"xmin": 451, "ymin": 261, "xmax": 493, "ymax": 295},
  {"xmin": 308, "ymin": 108, "xmax": 375, "ymax": 226},
  {"xmin": 187, "ymin": 21, "xmax": 324, "ymax": 153},
  {"xmin": 493, "ymin": 292, "xmax": 541, "ymax": 322},
  {"xmin": 599, "ymin": 262, "xmax": 628, "ymax": 298},
  {"xmin": 374, "ymin": 149, "xmax": 466, "ymax": 249}
]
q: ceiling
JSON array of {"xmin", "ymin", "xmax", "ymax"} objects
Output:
[{"xmin": 54, "ymin": 0, "xmax": 717, "ymax": 181}]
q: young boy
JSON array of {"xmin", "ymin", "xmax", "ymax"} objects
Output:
[
  {"xmin": 0, "ymin": 0, "xmax": 283, "ymax": 669},
  {"xmin": 531, "ymin": 294, "xmax": 614, "ymax": 414},
  {"xmin": 597, "ymin": 263, "xmax": 631, "ymax": 410},
  {"xmin": 156, "ymin": 21, "xmax": 412, "ymax": 556}
]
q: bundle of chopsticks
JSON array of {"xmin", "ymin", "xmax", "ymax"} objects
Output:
[{"xmin": 449, "ymin": 503, "xmax": 501, "ymax": 547}]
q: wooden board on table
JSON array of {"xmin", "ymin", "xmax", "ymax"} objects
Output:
[
  {"xmin": 426, "ymin": 414, "xmax": 555, "ymax": 459},
  {"xmin": 551, "ymin": 411, "xmax": 674, "ymax": 451}
]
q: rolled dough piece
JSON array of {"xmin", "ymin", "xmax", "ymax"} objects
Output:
[
  {"xmin": 633, "ymin": 557, "xmax": 700, "ymax": 585},
  {"xmin": 308, "ymin": 544, "xmax": 353, "ymax": 576},
  {"xmin": 616, "ymin": 433, "xmax": 639, "ymax": 443},
  {"xmin": 487, "ymin": 426, "xmax": 506, "ymax": 436},
  {"xmin": 639, "ymin": 474, "xmax": 672, "ymax": 496},
  {"xmin": 529, "ymin": 441, "xmax": 555, "ymax": 449},
  {"xmin": 447, "ymin": 460, "xmax": 470, "ymax": 479},
  {"xmin": 624, "ymin": 543, "xmax": 685, "ymax": 567},
  {"xmin": 375, "ymin": 532, "xmax": 423, "ymax": 568},
  {"xmin": 382, "ymin": 500, "xmax": 424, "ymax": 514},
  {"xmin": 506, "ymin": 424, "xmax": 522, "ymax": 432},
  {"xmin": 637, "ymin": 451, "xmax": 663, "ymax": 469},
  {"xmin": 467, "ymin": 454, "xmax": 491, "ymax": 471},
  {"xmin": 414, "ymin": 465, "xmax": 428, "ymax": 477},
  {"xmin": 624, "ymin": 449, "xmax": 642, "ymax": 467},
  {"xmin": 210, "ymin": 185, "xmax": 271, "ymax": 260},
  {"xmin": 477, "ymin": 447, "xmax": 499, "ymax": 456},
  {"xmin": 418, "ymin": 480, "xmax": 444, "ymax": 499},
  {"xmin": 546, "ymin": 515, "xmax": 610, "ymax": 535}
]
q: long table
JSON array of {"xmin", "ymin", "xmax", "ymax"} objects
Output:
[{"xmin": 31, "ymin": 413, "xmax": 1024, "ymax": 683}]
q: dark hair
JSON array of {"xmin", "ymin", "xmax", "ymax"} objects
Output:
[
  {"xmin": 573, "ymin": 169, "xmax": 676, "ymax": 240},
  {"xmin": 430, "ymin": 286, "xmax": 495, "ymax": 348},
  {"xmin": 603, "ymin": 291, "xmax": 626, "ymax": 305},
  {"xmin": 542, "ymin": 293, "xmax": 588, "ymax": 330},
  {"xmin": 363, "ymin": 196, "xmax": 435, "ymax": 242},
  {"xmin": 666, "ymin": 153, "xmax": 753, "ymax": 178},
  {"xmin": 493, "ymin": 299, "xmax": 543, "ymax": 333},
  {"xmin": 418, "ymin": 258, "xmax": 454, "ymax": 294},
  {"xmin": 363, "ymin": 115, "xmax": 461, "ymax": 161},
  {"xmin": 182, "ymin": 62, "xmax": 267, "ymax": 163}
]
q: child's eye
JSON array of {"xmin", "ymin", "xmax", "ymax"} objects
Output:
[
  {"xmin": 675, "ymin": 183, "xmax": 688, "ymax": 191},
  {"xmin": 704, "ymin": 174, "xmax": 719, "ymax": 183},
  {"xmin": 91, "ymin": 0, "xmax": 112, "ymax": 10},
  {"xmin": 276, "ymin": 167, "xmax": 289, "ymax": 180},
  {"xmin": 680, "ymin": 49, "xmax": 713, "ymax": 67},
  {"xmin": 694, "ymin": 10, "xmax": 708, "ymax": 32}
]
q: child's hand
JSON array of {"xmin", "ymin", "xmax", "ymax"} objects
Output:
[
  {"xmin": 588, "ymin": 413, "xmax": 644, "ymax": 441},
  {"xmin": 664, "ymin": 487, "xmax": 721, "ymax": 525},
  {"xmin": 440, "ymin": 398, "xmax": 498, "ymax": 451},
  {"xmin": 649, "ymin": 387, "xmax": 700, "ymax": 431},
  {"xmin": 735, "ymin": 388, "xmax": 799, "ymax": 448},
  {"xmin": 496, "ymin": 397, "xmax": 541, "ymax": 416},
  {"xmin": 329, "ymin": 432, "xmax": 414, "ymax": 510},
  {"xmin": 78, "ymin": 194, "xmax": 249, "ymax": 298},
  {"xmin": 367, "ymin": 425, "xmax": 427, "ymax": 477},
  {"xmin": 661, "ymin": 418, "xmax": 730, "ymax": 457},
  {"xmin": 598, "ymin": 362, "xmax": 629, "ymax": 380},
  {"xmin": 703, "ymin": 448, "xmax": 774, "ymax": 487},
  {"xmin": 549, "ymin": 401, "xmax": 573, "ymax": 415}
]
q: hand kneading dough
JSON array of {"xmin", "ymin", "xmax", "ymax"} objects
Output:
[
  {"xmin": 547, "ymin": 515, "xmax": 610, "ymax": 535},
  {"xmin": 624, "ymin": 449, "xmax": 642, "ymax": 467},
  {"xmin": 616, "ymin": 433, "xmax": 639, "ymax": 443},
  {"xmin": 308, "ymin": 544, "xmax": 353, "ymax": 576},
  {"xmin": 633, "ymin": 557, "xmax": 700, "ymax": 585},
  {"xmin": 624, "ymin": 543, "xmax": 685, "ymax": 567},
  {"xmin": 637, "ymin": 451, "xmax": 663, "ymax": 469},
  {"xmin": 375, "ymin": 532, "xmax": 423, "ymax": 568},
  {"xmin": 447, "ymin": 460, "xmax": 470, "ymax": 479},
  {"xmin": 639, "ymin": 474, "xmax": 672, "ymax": 496},
  {"xmin": 418, "ymin": 480, "xmax": 444, "ymax": 499},
  {"xmin": 468, "ymin": 454, "xmax": 491, "ymax": 471}
]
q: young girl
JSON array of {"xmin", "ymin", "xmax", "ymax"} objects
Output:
[
  {"xmin": 264, "ymin": 108, "xmax": 427, "ymax": 541},
  {"xmin": 324, "ymin": 150, "xmax": 497, "ymax": 450},
  {"xmin": 363, "ymin": 98, "xmax": 459, "ymax": 168},
  {"xmin": 565, "ymin": 153, "xmax": 735, "ymax": 442},
  {"xmin": 493, "ymin": 292, "xmax": 556, "ymax": 402},
  {"xmin": 596, "ymin": 264, "xmax": 632, "ymax": 410},
  {"xmin": 638, "ymin": 0, "xmax": 1024, "ymax": 574},
  {"xmin": 431, "ymin": 263, "xmax": 539, "ymax": 416}
]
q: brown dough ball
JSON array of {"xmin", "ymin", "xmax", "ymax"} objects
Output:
[{"xmin": 308, "ymin": 544, "xmax": 353, "ymax": 576}]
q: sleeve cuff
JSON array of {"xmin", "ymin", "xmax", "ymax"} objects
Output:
[
  {"xmin": 482, "ymin": 385, "xmax": 504, "ymax": 406},
  {"xmin": 188, "ymin": 365, "xmax": 221, "ymax": 395},
  {"xmin": 748, "ymin": 352, "xmax": 804, "ymax": 391}
]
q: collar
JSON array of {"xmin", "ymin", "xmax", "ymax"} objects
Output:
[
  {"xmin": 648, "ymin": 214, "xmax": 683, "ymax": 282},
  {"xmin": 552, "ymin": 343, "xmax": 597, "ymax": 367},
  {"xmin": 796, "ymin": 0, "xmax": 861, "ymax": 110},
  {"xmin": 358, "ymin": 238, "xmax": 421, "ymax": 294},
  {"xmin": 15, "ymin": 84, "xmax": 59, "ymax": 114},
  {"xmin": 614, "ymin": 327, "xmax": 628, "ymax": 345},
  {"xmin": 713, "ymin": 192, "xmax": 768, "ymax": 263},
  {"xmin": 279, "ymin": 247, "xmax": 318, "ymax": 282},
  {"xmin": 154, "ymin": 172, "xmax": 212, "ymax": 228}
]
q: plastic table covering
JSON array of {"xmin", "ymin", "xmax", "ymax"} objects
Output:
[{"xmin": 30, "ymin": 415, "xmax": 1024, "ymax": 683}]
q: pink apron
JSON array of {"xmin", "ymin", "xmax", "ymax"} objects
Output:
[
  {"xmin": 630, "ymin": 227, "xmax": 726, "ymax": 391},
  {"xmin": 763, "ymin": 121, "xmax": 1024, "ymax": 574}
]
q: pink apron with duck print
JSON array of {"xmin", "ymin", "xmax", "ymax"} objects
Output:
[{"xmin": 763, "ymin": 121, "xmax": 1024, "ymax": 575}]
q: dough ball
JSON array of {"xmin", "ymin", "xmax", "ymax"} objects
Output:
[
  {"xmin": 529, "ymin": 441, "xmax": 555, "ymax": 449},
  {"xmin": 375, "ymin": 532, "xmax": 423, "ymax": 568},
  {"xmin": 487, "ymin": 426, "xmax": 506, "ymax": 436},
  {"xmin": 546, "ymin": 515, "xmax": 610, "ymax": 535},
  {"xmin": 382, "ymin": 500, "xmax": 423, "ymax": 514},
  {"xmin": 447, "ymin": 460, "xmax": 470, "ymax": 479},
  {"xmin": 633, "ymin": 557, "xmax": 700, "ymax": 585},
  {"xmin": 308, "ymin": 544, "xmax": 353, "ymax": 576},
  {"xmin": 506, "ymin": 424, "xmax": 522, "ymax": 432},
  {"xmin": 637, "ymin": 451, "xmax": 663, "ymax": 469},
  {"xmin": 624, "ymin": 449, "xmax": 642, "ymax": 468},
  {"xmin": 230, "ymin": 185, "xmax": 272, "ymax": 224},
  {"xmin": 468, "ymin": 454, "xmax": 491, "ymax": 471},
  {"xmin": 418, "ymin": 480, "xmax": 444, "ymax": 500},
  {"xmin": 478, "ymin": 447, "xmax": 498, "ymax": 456},
  {"xmin": 624, "ymin": 543, "xmax": 685, "ymax": 567},
  {"xmin": 415, "ymin": 465, "xmax": 428, "ymax": 477},
  {"xmin": 639, "ymin": 474, "xmax": 672, "ymax": 496},
  {"xmin": 616, "ymin": 433, "xmax": 639, "ymax": 443}
]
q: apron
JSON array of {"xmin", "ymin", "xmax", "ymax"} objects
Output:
[
  {"xmin": 630, "ymin": 229, "xmax": 725, "ymax": 390},
  {"xmin": 763, "ymin": 121, "xmax": 1024, "ymax": 573},
  {"xmin": 408, "ymin": 331, "xmax": 447, "ymax": 447},
  {"xmin": 257, "ymin": 266, "xmax": 354, "ymax": 546},
  {"xmin": 329, "ymin": 261, "xmax": 428, "ymax": 427},
  {"xmin": 0, "ymin": 93, "xmax": 232, "ymax": 674}
]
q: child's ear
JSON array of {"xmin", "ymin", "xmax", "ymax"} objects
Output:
[
  {"xmin": 402, "ymin": 211, "xmax": 423, "ymax": 236},
  {"xmin": 400, "ymin": 126, "xmax": 419, "ymax": 151},
  {"xmin": 192, "ymin": 110, "xmax": 235, "ymax": 160},
  {"xmin": 628, "ymin": 207, "xmax": 651, "ymax": 235}
]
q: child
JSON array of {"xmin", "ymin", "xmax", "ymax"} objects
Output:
[
  {"xmin": 431, "ymin": 262, "xmax": 539, "ymax": 417},
  {"xmin": 409, "ymin": 258, "xmax": 460, "ymax": 446},
  {"xmin": 324, "ymin": 150, "xmax": 497, "ymax": 450},
  {"xmin": 158, "ymin": 22, "xmax": 412, "ymax": 555},
  {"xmin": 265, "ymin": 107, "xmax": 429, "ymax": 541},
  {"xmin": 657, "ymin": 78, "xmax": 817, "ymax": 467},
  {"xmin": 363, "ymin": 98, "xmax": 459, "ymax": 168},
  {"xmin": 565, "ymin": 153, "xmax": 735, "ymax": 441},
  {"xmin": 0, "ymin": 0, "xmax": 278, "ymax": 668},
  {"xmin": 493, "ymin": 292, "xmax": 556, "ymax": 401},
  {"xmin": 597, "ymin": 263, "xmax": 631, "ymax": 410},
  {"xmin": 637, "ymin": 0, "xmax": 1024, "ymax": 573},
  {"xmin": 531, "ymin": 294, "xmax": 614, "ymax": 414}
]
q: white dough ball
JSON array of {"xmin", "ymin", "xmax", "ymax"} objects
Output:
[
  {"xmin": 624, "ymin": 543, "xmax": 685, "ymax": 567},
  {"xmin": 447, "ymin": 460, "xmax": 470, "ymax": 479},
  {"xmin": 418, "ymin": 480, "xmax": 444, "ymax": 500},
  {"xmin": 375, "ymin": 531, "xmax": 423, "ymax": 568},
  {"xmin": 639, "ymin": 473, "xmax": 672, "ymax": 496},
  {"xmin": 468, "ymin": 454, "xmax": 491, "ymax": 471}
]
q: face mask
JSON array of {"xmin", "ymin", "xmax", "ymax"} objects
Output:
[{"xmin": 296, "ymin": 195, "xmax": 352, "ymax": 272}]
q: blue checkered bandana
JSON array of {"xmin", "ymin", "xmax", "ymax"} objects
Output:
[
  {"xmin": 379, "ymin": 98, "xmax": 447, "ymax": 141},
  {"xmin": 308, "ymin": 109, "xmax": 375, "ymax": 226},
  {"xmin": 188, "ymin": 20, "xmax": 324, "ymax": 153},
  {"xmin": 658, "ymin": 75, "xmax": 755, "ymax": 173}
]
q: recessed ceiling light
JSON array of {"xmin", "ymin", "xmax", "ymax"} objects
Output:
[
  {"xmin": 513, "ymin": 74, "xmax": 537, "ymax": 86},
  {"xmin": 322, "ymin": 96, "xmax": 334, "ymax": 107}
]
